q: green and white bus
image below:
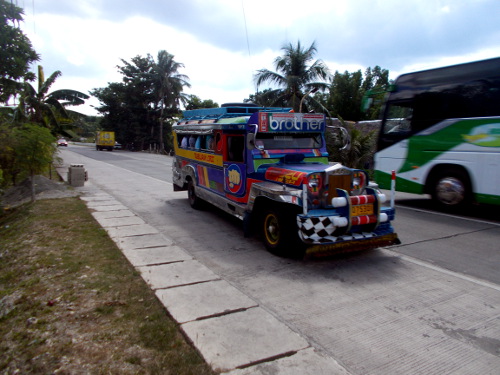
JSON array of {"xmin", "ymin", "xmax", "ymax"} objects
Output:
[{"xmin": 373, "ymin": 57, "xmax": 500, "ymax": 209}]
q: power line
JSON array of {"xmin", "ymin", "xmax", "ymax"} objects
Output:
[{"xmin": 241, "ymin": 0, "xmax": 251, "ymax": 59}]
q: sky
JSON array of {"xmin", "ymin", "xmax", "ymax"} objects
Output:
[{"xmin": 15, "ymin": 0, "xmax": 500, "ymax": 116}]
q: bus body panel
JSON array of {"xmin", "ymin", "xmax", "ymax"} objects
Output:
[{"xmin": 374, "ymin": 57, "xmax": 500, "ymax": 206}]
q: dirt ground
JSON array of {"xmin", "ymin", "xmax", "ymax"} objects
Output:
[{"xmin": 1, "ymin": 175, "xmax": 79, "ymax": 209}]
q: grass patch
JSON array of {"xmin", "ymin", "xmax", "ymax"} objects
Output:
[{"xmin": 0, "ymin": 197, "xmax": 215, "ymax": 374}]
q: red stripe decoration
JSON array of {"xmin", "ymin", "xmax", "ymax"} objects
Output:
[
  {"xmin": 350, "ymin": 195, "xmax": 376, "ymax": 205},
  {"xmin": 351, "ymin": 215, "xmax": 378, "ymax": 226},
  {"xmin": 197, "ymin": 165, "xmax": 206, "ymax": 187}
]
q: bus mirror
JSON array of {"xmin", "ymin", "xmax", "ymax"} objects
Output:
[
  {"xmin": 387, "ymin": 84, "xmax": 397, "ymax": 92},
  {"xmin": 361, "ymin": 97, "xmax": 373, "ymax": 112}
]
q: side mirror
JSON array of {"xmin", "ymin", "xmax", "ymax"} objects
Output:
[
  {"xmin": 339, "ymin": 127, "xmax": 351, "ymax": 151},
  {"xmin": 247, "ymin": 133, "xmax": 256, "ymax": 150}
]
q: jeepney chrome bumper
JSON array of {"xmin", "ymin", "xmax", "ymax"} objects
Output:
[{"xmin": 304, "ymin": 233, "xmax": 400, "ymax": 258}]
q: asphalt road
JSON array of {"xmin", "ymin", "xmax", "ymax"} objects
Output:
[{"xmin": 61, "ymin": 144, "xmax": 500, "ymax": 374}]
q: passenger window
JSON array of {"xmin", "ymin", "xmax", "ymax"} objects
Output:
[
  {"xmin": 206, "ymin": 135, "xmax": 214, "ymax": 151},
  {"xmin": 227, "ymin": 136, "xmax": 244, "ymax": 162},
  {"xmin": 180, "ymin": 135, "xmax": 188, "ymax": 148},
  {"xmin": 215, "ymin": 132, "xmax": 223, "ymax": 153}
]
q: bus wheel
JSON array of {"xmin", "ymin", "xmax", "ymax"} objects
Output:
[
  {"xmin": 431, "ymin": 169, "xmax": 471, "ymax": 210},
  {"xmin": 261, "ymin": 207, "xmax": 305, "ymax": 258},
  {"xmin": 187, "ymin": 180, "xmax": 202, "ymax": 209}
]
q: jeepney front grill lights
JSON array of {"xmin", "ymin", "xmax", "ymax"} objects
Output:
[
  {"xmin": 353, "ymin": 176, "xmax": 361, "ymax": 187},
  {"xmin": 307, "ymin": 173, "xmax": 322, "ymax": 193}
]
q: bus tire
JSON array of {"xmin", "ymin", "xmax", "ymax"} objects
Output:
[
  {"xmin": 187, "ymin": 179, "xmax": 203, "ymax": 209},
  {"xmin": 430, "ymin": 168, "xmax": 471, "ymax": 210},
  {"xmin": 261, "ymin": 206, "xmax": 305, "ymax": 258}
]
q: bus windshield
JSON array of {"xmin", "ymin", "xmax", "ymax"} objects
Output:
[{"xmin": 256, "ymin": 133, "xmax": 322, "ymax": 149}]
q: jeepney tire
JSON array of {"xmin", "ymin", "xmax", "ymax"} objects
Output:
[
  {"xmin": 187, "ymin": 179, "xmax": 203, "ymax": 210},
  {"xmin": 430, "ymin": 167, "xmax": 472, "ymax": 211},
  {"xmin": 261, "ymin": 207, "xmax": 305, "ymax": 258}
]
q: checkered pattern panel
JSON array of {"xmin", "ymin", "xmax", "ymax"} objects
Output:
[
  {"xmin": 297, "ymin": 215, "xmax": 374, "ymax": 244},
  {"xmin": 297, "ymin": 216, "xmax": 337, "ymax": 242}
]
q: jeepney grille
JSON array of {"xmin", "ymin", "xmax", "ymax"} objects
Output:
[{"xmin": 328, "ymin": 174, "xmax": 351, "ymax": 199}]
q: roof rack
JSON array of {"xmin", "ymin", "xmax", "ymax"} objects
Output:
[{"xmin": 181, "ymin": 103, "xmax": 292, "ymax": 122}]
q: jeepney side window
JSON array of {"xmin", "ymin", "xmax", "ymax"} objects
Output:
[
  {"xmin": 214, "ymin": 132, "xmax": 223, "ymax": 154},
  {"xmin": 227, "ymin": 136, "xmax": 244, "ymax": 162},
  {"xmin": 206, "ymin": 135, "xmax": 214, "ymax": 151},
  {"xmin": 180, "ymin": 135, "xmax": 188, "ymax": 148}
]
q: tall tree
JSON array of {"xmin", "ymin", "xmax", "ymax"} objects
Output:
[
  {"xmin": 0, "ymin": 0, "xmax": 39, "ymax": 103},
  {"xmin": 184, "ymin": 95, "xmax": 218, "ymax": 110},
  {"xmin": 244, "ymin": 89, "xmax": 287, "ymax": 107},
  {"xmin": 254, "ymin": 41, "xmax": 331, "ymax": 112},
  {"xmin": 19, "ymin": 66, "xmax": 89, "ymax": 136},
  {"xmin": 150, "ymin": 50, "xmax": 190, "ymax": 152},
  {"xmin": 92, "ymin": 51, "xmax": 190, "ymax": 152},
  {"xmin": 327, "ymin": 66, "xmax": 389, "ymax": 121}
]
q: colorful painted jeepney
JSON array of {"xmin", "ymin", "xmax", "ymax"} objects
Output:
[{"xmin": 172, "ymin": 104, "xmax": 399, "ymax": 257}]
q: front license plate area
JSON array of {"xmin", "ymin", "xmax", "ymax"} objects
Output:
[{"xmin": 351, "ymin": 204, "xmax": 374, "ymax": 216}]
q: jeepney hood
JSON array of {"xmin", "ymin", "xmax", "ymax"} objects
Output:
[{"xmin": 256, "ymin": 162, "xmax": 353, "ymax": 188}]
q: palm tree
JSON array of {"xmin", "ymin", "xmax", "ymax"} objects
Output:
[
  {"xmin": 150, "ymin": 50, "xmax": 190, "ymax": 152},
  {"xmin": 254, "ymin": 41, "xmax": 331, "ymax": 112},
  {"xmin": 19, "ymin": 65, "xmax": 89, "ymax": 137}
]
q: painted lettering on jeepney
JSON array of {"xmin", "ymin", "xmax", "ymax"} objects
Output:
[
  {"xmin": 194, "ymin": 152, "xmax": 215, "ymax": 163},
  {"xmin": 259, "ymin": 112, "xmax": 268, "ymax": 132},
  {"xmin": 258, "ymin": 113, "xmax": 325, "ymax": 132},
  {"xmin": 265, "ymin": 167, "xmax": 306, "ymax": 186}
]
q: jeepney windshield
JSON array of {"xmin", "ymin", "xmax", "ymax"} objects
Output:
[{"xmin": 255, "ymin": 133, "xmax": 322, "ymax": 149}]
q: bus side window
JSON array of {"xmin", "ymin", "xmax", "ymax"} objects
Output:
[{"xmin": 227, "ymin": 136, "xmax": 244, "ymax": 162}]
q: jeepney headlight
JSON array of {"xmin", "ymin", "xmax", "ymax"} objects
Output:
[
  {"xmin": 351, "ymin": 171, "xmax": 367, "ymax": 195},
  {"xmin": 307, "ymin": 173, "xmax": 322, "ymax": 194},
  {"xmin": 353, "ymin": 175, "xmax": 361, "ymax": 187}
]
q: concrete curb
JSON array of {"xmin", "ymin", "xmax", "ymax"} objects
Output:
[{"xmin": 56, "ymin": 158, "xmax": 351, "ymax": 374}]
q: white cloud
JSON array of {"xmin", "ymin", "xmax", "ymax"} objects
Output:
[{"xmin": 17, "ymin": 0, "xmax": 500, "ymax": 116}]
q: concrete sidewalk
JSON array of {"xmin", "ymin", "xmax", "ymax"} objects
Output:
[{"xmin": 57, "ymin": 156, "xmax": 350, "ymax": 374}]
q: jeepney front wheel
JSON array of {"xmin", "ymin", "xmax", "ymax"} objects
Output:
[
  {"xmin": 187, "ymin": 179, "xmax": 203, "ymax": 209},
  {"xmin": 261, "ymin": 207, "xmax": 305, "ymax": 258}
]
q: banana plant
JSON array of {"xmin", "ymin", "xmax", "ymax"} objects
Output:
[{"xmin": 19, "ymin": 66, "xmax": 89, "ymax": 137}]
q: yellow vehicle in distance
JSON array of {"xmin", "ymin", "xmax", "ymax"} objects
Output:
[{"xmin": 96, "ymin": 131, "xmax": 115, "ymax": 151}]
